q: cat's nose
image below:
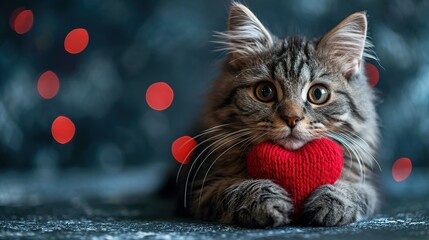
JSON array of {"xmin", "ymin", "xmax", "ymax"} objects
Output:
[{"xmin": 282, "ymin": 115, "xmax": 304, "ymax": 129}]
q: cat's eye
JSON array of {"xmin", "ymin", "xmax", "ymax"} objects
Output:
[
  {"xmin": 308, "ymin": 84, "xmax": 330, "ymax": 105},
  {"xmin": 255, "ymin": 81, "xmax": 276, "ymax": 102}
]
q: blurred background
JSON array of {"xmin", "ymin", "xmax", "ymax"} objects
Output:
[{"xmin": 0, "ymin": 0, "xmax": 428, "ymax": 206}]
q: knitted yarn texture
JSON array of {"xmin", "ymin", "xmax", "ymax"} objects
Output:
[{"xmin": 247, "ymin": 138, "xmax": 343, "ymax": 214}]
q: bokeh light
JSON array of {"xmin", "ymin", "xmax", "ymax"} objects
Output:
[
  {"xmin": 37, "ymin": 71, "xmax": 60, "ymax": 99},
  {"xmin": 64, "ymin": 28, "xmax": 89, "ymax": 54},
  {"xmin": 12, "ymin": 9, "xmax": 34, "ymax": 34},
  {"xmin": 9, "ymin": 7, "xmax": 25, "ymax": 29},
  {"xmin": 51, "ymin": 116, "xmax": 76, "ymax": 144},
  {"xmin": 146, "ymin": 82, "xmax": 174, "ymax": 111},
  {"xmin": 392, "ymin": 157, "xmax": 412, "ymax": 182},
  {"xmin": 171, "ymin": 136, "xmax": 196, "ymax": 164},
  {"xmin": 365, "ymin": 63, "xmax": 379, "ymax": 87}
]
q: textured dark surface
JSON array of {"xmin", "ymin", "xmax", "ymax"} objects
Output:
[
  {"xmin": 1, "ymin": 168, "xmax": 429, "ymax": 240},
  {"xmin": 1, "ymin": 194, "xmax": 428, "ymax": 240}
]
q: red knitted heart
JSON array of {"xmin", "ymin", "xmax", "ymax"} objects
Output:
[{"xmin": 246, "ymin": 138, "xmax": 343, "ymax": 215}]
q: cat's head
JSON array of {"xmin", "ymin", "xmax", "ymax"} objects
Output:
[{"xmin": 207, "ymin": 3, "xmax": 378, "ymax": 151}]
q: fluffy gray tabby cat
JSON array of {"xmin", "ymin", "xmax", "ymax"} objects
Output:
[{"xmin": 179, "ymin": 2, "xmax": 380, "ymax": 228}]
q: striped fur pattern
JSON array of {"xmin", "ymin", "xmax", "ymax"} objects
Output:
[{"xmin": 179, "ymin": 3, "xmax": 380, "ymax": 228}]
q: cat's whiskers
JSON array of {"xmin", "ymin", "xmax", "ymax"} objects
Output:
[
  {"xmin": 193, "ymin": 131, "xmax": 260, "ymax": 198},
  {"xmin": 330, "ymin": 134, "xmax": 363, "ymax": 181},
  {"xmin": 327, "ymin": 132, "xmax": 365, "ymax": 183},
  {"xmin": 183, "ymin": 128, "xmax": 251, "ymax": 207},
  {"xmin": 325, "ymin": 132, "xmax": 354, "ymax": 171},
  {"xmin": 338, "ymin": 129, "xmax": 381, "ymax": 172},
  {"xmin": 336, "ymin": 130, "xmax": 381, "ymax": 173},
  {"xmin": 336, "ymin": 132, "xmax": 367, "ymax": 183},
  {"xmin": 196, "ymin": 135, "xmax": 254, "ymax": 209},
  {"xmin": 197, "ymin": 132, "xmax": 269, "ymax": 210},
  {"xmin": 326, "ymin": 133, "xmax": 357, "ymax": 173},
  {"xmin": 176, "ymin": 124, "xmax": 235, "ymax": 183},
  {"xmin": 189, "ymin": 130, "xmax": 253, "ymax": 202},
  {"xmin": 240, "ymin": 130, "xmax": 263, "ymax": 150}
]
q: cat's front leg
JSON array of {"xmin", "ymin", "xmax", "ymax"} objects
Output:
[
  {"xmin": 221, "ymin": 179, "xmax": 294, "ymax": 228},
  {"xmin": 301, "ymin": 180, "xmax": 378, "ymax": 226}
]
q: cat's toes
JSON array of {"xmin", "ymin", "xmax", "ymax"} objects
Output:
[
  {"xmin": 236, "ymin": 183, "xmax": 294, "ymax": 228},
  {"xmin": 238, "ymin": 196, "xmax": 293, "ymax": 228},
  {"xmin": 302, "ymin": 184, "xmax": 359, "ymax": 227}
]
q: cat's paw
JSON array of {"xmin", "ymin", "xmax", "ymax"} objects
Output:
[
  {"xmin": 234, "ymin": 180, "xmax": 293, "ymax": 228},
  {"xmin": 302, "ymin": 184, "xmax": 362, "ymax": 226}
]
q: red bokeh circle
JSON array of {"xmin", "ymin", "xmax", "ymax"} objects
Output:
[
  {"xmin": 51, "ymin": 116, "xmax": 76, "ymax": 144},
  {"xmin": 13, "ymin": 9, "xmax": 34, "ymax": 34},
  {"xmin": 172, "ymin": 136, "xmax": 196, "ymax": 164},
  {"xmin": 146, "ymin": 82, "xmax": 174, "ymax": 111},
  {"xmin": 37, "ymin": 71, "xmax": 60, "ymax": 99},
  {"xmin": 392, "ymin": 157, "xmax": 412, "ymax": 182},
  {"xmin": 64, "ymin": 28, "xmax": 89, "ymax": 54},
  {"xmin": 10, "ymin": 7, "xmax": 26, "ymax": 29},
  {"xmin": 365, "ymin": 63, "xmax": 379, "ymax": 87}
]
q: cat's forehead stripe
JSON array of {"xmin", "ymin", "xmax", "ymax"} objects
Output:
[{"xmin": 270, "ymin": 37, "xmax": 314, "ymax": 100}]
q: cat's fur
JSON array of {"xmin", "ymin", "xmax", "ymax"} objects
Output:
[{"xmin": 178, "ymin": 2, "xmax": 380, "ymax": 228}]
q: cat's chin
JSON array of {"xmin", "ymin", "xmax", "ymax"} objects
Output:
[{"xmin": 276, "ymin": 137, "xmax": 308, "ymax": 151}]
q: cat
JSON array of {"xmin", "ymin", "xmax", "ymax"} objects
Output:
[{"xmin": 178, "ymin": 2, "xmax": 380, "ymax": 228}]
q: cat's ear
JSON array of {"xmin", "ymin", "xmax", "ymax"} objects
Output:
[
  {"xmin": 218, "ymin": 3, "xmax": 273, "ymax": 63},
  {"xmin": 318, "ymin": 12, "xmax": 371, "ymax": 79}
]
